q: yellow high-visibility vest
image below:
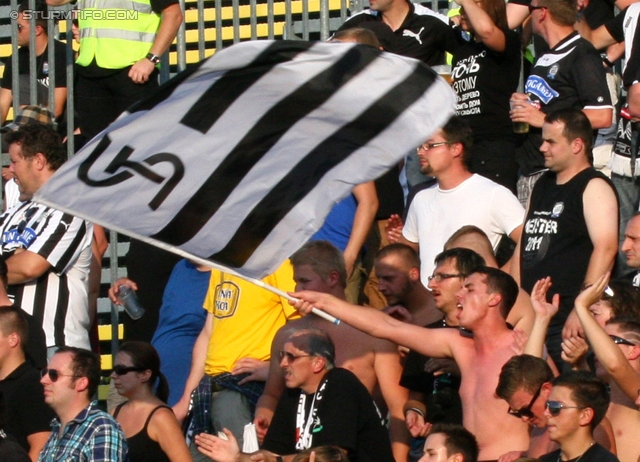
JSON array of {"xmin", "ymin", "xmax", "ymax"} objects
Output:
[{"xmin": 76, "ymin": 0, "xmax": 161, "ymax": 69}]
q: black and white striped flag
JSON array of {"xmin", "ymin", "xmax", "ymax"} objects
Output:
[{"xmin": 35, "ymin": 40, "xmax": 455, "ymax": 280}]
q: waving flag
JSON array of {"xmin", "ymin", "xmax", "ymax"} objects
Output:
[{"xmin": 35, "ymin": 40, "xmax": 455, "ymax": 280}]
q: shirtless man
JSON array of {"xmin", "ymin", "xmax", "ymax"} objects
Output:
[
  {"xmin": 254, "ymin": 241, "xmax": 410, "ymax": 461},
  {"xmin": 595, "ymin": 318, "xmax": 640, "ymax": 462},
  {"xmin": 290, "ymin": 266, "xmax": 530, "ymax": 460},
  {"xmin": 374, "ymin": 243, "xmax": 441, "ymax": 327},
  {"xmin": 444, "ymin": 225, "xmax": 534, "ymax": 334},
  {"xmin": 401, "ymin": 248, "xmax": 484, "ymax": 441}
]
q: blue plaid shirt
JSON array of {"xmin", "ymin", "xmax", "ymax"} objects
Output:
[{"xmin": 38, "ymin": 401, "xmax": 128, "ymax": 462}]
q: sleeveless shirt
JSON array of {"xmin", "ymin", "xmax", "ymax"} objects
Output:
[
  {"xmin": 114, "ymin": 403, "xmax": 171, "ymax": 462},
  {"xmin": 520, "ymin": 168, "xmax": 616, "ymax": 327}
]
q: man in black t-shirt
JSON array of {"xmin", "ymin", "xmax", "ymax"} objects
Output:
[
  {"xmin": 0, "ymin": 306, "xmax": 54, "ymax": 460},
  {"xmin": 509, "ymin": 0, "xmax": 612, "ymax": 204},
  {"xmin": 538, "ymin": 372, "xmax": 619, "ymax": 462},
  {"xmin": 194, "ymin": 329, "xmax": 394, "ymax": 462},
  {"xmin": 0, "ymin": 0, "xmax": 67, "ymax": 124},
  {"xmin": 336, "ymin": 0, "xmax": 454, "ymax": 66}
]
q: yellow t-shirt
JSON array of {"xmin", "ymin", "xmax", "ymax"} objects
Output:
[{"xmin": 203, "ymin": 260, "xmax": 299, "ymax": 375}]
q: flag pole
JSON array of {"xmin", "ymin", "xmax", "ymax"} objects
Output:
[{"xmin": 35, "ymin": 194, "xmax": 341, "ymax": 324}]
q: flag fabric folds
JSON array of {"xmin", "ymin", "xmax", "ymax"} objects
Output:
[{"xmin": 35, "ymin": 40, "xmax": 456, "ymax": 280}]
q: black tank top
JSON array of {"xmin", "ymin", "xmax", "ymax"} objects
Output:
[
  {"xmin": 520, "ymin": 168, "xmax": 616, "ymax": 327},
  {"xmin": 114, "ymin": 403, "xmax": 172, "ymax": 462}
]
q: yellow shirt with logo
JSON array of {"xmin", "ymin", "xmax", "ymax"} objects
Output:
[{"xmin": 203, "ymin": 260, "xmax": 299, "ymax": 376}]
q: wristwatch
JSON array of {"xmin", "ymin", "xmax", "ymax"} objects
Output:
[{"xmin": 146, "ymin": 53, "xmax": 161, "ymax": 65}]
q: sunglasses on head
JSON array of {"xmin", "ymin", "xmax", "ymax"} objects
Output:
[
  {"xmin": 508, "ymin": 385, "xmax": 542, "ymax": 419},
  {"xmin": 545, "ymin": 400, "xmax": 585, "ymax": 416},
  {"xmin": 40, "ymin": 368, "xmax": 80, "ymax": 382},
  {"xmin": 112, "ymin": 365, "xmax": 146, "ymax": 375}
]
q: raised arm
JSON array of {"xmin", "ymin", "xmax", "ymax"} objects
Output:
[
  {"xmin": 289, "ymin": 291, "xmax": 456, "ymax": 359},
  {"xmin": 523, "ymin": 277, "xmax": 559, "ymax": 358},
  {"xmin": 457, "ymin": 0, "xmax": 506, "ymax": 51},
  {"xmin": 506, "ymin": 2, "xmax": 529, "ymax": 29},
  {"xmin": 574, "ymin": 273, "xmax": 640, "ymax": 401}
]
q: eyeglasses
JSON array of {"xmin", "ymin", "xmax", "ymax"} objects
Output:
[
  {"xmin": 609, "ymin": 335, "xmax": 638, "ymax": 347},
  {"xmin": 528, "ymin": 4, "xmax": 547, "ymax": 12},
  {"xmin": 112, "ymin": 365, "xmax": 146, "ymax": 375},
  {"xmin": 416, "ymin": 141, "xmax": 454, "ymax": 153},
  {"xmin": 508, "ymin": 386, "xmax": 541, "ymax": 419},
  {"xmin": 545, "ymin": 400, "xmax": 585, "ymax": 416},
  {"xmin": 279, "ymin": 351, "xmax": 311, "ymax": 363},
  {"xmin": 41, "ymin": 369, "xmax": 81, "ymax": 382},
  {"xmin": 428, "ymin": 273, "xmax": 463, "ymax": 283}
]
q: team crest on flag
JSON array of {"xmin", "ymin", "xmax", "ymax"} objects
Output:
[{"xmin": 35, "ymin": 40, "xmax": 455, "ymax": 279}]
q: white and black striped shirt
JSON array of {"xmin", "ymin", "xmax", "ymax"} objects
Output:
[{"xmin": 0, "ymin": 201, "xmax": 93, "ymax": 349}]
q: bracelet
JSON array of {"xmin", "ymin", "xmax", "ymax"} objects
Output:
[{"xmin": 601, "ymin": 54, "xmax": 614, "ymax": 68}]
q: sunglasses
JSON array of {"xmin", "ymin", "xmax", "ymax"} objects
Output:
[
  {"xmin": 112, "ymin": 365, "xmax": 146, "ymax": 375},
  {"xmin": 508, "ymin": 385, "xmax": 541, "ymax": 419},
  {"xmin": 41, "ymin": 368, "xmax": 81, "ymax": 382},
  {"xmin": 609, "ymin": 335, "xmax": 638, "ymax": 346},
  {"xmin": 278, "ymin": 351, "xmax": 311, "ymax": 363},
  {"xmin": 545, "ymin": 400, "xmax": 585, "ymax": 416}
]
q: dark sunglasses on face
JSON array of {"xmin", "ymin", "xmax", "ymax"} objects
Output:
[
  {"xmin": 508, "ymin": 385, "xmax": 541, "ymax": 418},
  {"xmin": 545, "ymin": 400, "xmax": 585, "ymax": 416},
  {"xmin": 112, "ymin": 365, "xmax": 146, "ymax": 375},
  {"xmin": 609, "ymin": 335, "xmax": 638, "ymax": 346},
  {"xmin": 278, "ymin": 350, "xmax": 311, "ymax": 363},
  {"xmin": 40, "ymin": 368, "xmax": 81, "ymax": 382}
]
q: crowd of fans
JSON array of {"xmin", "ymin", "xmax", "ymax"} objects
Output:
[{"xmin": 2, "ymin": 0, "xmax": 640, "ymax": 460}]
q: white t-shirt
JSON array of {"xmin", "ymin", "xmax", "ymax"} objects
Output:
[{"xmin": 403, "ymin": 174, "xmax": 524, "ymax": 286}]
